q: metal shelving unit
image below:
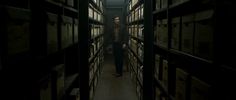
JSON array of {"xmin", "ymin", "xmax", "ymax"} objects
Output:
[
  {"xmin": 1, "ymin": 0, "xmax": 81, "ymax": 100},
  {"xmin": 152, "ymin": 0, "xmax": 236, "ymax": 100},
  {"xmin": 87, "ymin": 0, "xmax": 104, "ymax": 100},
  {"xmin": 126, "ymin": 0, "xmax": 147, "ymax": 100}
]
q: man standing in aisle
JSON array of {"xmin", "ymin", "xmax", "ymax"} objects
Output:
[{"xmin": 113, "ymin": 16, "xmax": 126, "ymax": 77}]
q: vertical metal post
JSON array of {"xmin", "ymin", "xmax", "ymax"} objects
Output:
[
  {"xmin": 143, "ymin": 0, "xmax": 154, "ymax": 100},
  {"xmin": 78, "ymin": 0, "xmax": 89, "ymax": 100}
]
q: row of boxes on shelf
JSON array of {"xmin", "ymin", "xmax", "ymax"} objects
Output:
[
  {"xmin": 89, "ymin": 37, "xmax": 104, "ymax": 59},
  {"xmin": 89, "ymin": 4, "xmax": 103, "ymax": 22},
  {"xmin": 137, "ymin": 43, "xmax": 144, "ymax": 62},
  {"xmin": 92, "ymin": 0, "xmax": 104, "ymax": 12},
  {"xmin": 155, "ymin": 55, "xmax": 169, "ymax": 89},
  {"xmin": 89, "ymin": 52, "xmax": 103, "ymax": 100},
  {"xmin": 38, "ymin": 64, "xmax": 65, "ymax": 100},
  {"xmin": 155, "ymin": 0, "xmax": 190, "ymax": 10},
  {"xmin": 128, "ymin": 52, "xmax": 143, "ymax": 100},
  {"xmin": 155, "ymin": 0, "xmax": 213, "ymax": 10},
  {"xmin": 128, "ymin": 24, "xmax": 144, "ymax": 39},
  {"xmin": 155, "ymin": 0, "xmax": 168, "ymax": 10},
  {"xmin": 128, "ymin": 49, "xmax": 143, "ymax": 85},
  {"xmin": 89, "ymin": 50, "xmax": 104, "ymax": 84},
  {"xmin": 129, "ymin": 38, "xmax": 144, "ymax": 62},
  {"xmin": 138, "ymin": 64, "xmax": 143, "ymax": 86},
  {"xmin": 127, "ymin": 4, "xmax": 144, "ymax": 23},
  {"xmin": 90, "ymin": 24, "xmax": 104, "ymax": 39},
  {"xmin": 0, "ymin": 6, "xmax": 79, "ymax": 56},
  {"xmin": 89, "ymin": 73, "xmax": 100, "ymax": 100},
  {"xmin": 155, "ymin": 55, "xmax": 211, "ymax": 100},
  {"xmin": 128, "ymin": 0, "xmax": 140, "ymax": 10},
  {"xmin": 129, "ymin": 38, "xmax": 138, "ymax": 55},
  {"xmin": 176, "ymin": 69, "xmax": 211, "ymax": 100},
  {"xmin": 155, "ymin": 9, "xmax": 214, "ymax": 59},
  {"xmin": 47, "ymin": 12, "xmax": 79, "ymax": 53},
  {"xmin": 46, "ymin": 0, "xmax": 76, "ymax": 7},
  {"xmin": 128, "ymin": 50, "xmax": 138, "ymax": 73},
  {"xmin": 136, "ymin": 80, "xmax": 143, "ymax": 100}
]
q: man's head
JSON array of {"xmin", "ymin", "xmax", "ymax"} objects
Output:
[{"xmin": 114, "ymin": 16, "xmax": 120, "ymax": 24}]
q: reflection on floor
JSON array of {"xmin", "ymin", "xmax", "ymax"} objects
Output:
[{"xmin": 93, "ymin": 54, "xmax": 138, "ymax": 100}]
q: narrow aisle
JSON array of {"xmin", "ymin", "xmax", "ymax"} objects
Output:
[{"xmin": 93, "ymin": 54, "xmax": 138, "ymax": 100}]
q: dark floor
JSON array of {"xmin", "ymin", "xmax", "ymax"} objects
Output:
[{"xmin": 93, "ymin": 54, "xmax": 138, "ymax": 100}]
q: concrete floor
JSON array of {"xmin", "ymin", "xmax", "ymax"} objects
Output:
[{"xmin": 93, "ymin": 54, "xmax": 138, "ymax": 100}]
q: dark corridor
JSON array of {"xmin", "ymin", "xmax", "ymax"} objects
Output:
[{"xmin": 1, "ymin": 0, "xmax": 236, "ymax": 100}]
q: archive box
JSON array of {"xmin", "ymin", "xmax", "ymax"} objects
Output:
[
  {"xmin": 162, "ymin": 60, "xmax": 168, "ymax": 88},
  {"xmin": 67, "ymin": 0, "xmax": 74, "ymax": 7},
  {"xmin": 47, "ymin": 12, "xmax": 58, "ymax": 54},
  {"xmin": 155, "ymin": 87, "xmax": 161, "ymax": 100},
  {"xmin": 175, "ymin": 68, "xmax": 189, "ymax": 100},
  {"xmin": 0, "ymin": 6, "xmax": 30, "ymax": 56},
  {"xmin": 73, "ymin": 19, "xmax": 78, "ymax": 43},
  {"xmin": 171, "ymin": 17, "xmax": 181, "ymax": 50},
  {"xmin": 181, "ymin": 14, "xmax": 194, "ymax": 54},
  {"xmin": 161, "ymin": 0, "xmax": 168, "ymax": 8},
  {"xmin": 156, "ymin": 20, "xmax": 162, "ymax": 46},
  {"xmin": 156, "ymin": 0, "xmax": 161, "ymax": 10},
  {"xmin": 52, "ymin": 64, "xmax": 65, "ymax": 100},
  {"xmin": 39, "ymin": 75, "xmax": 52, "ymax": 100},
  {"xmin": 171, "ymin": 0, "xmax": 182, "ymax": 5},
  {"xmin": 194, "ymin": 10, "xmax": 214, "ymax": 59},
  {"xmin": 155, "ymin": 55, "xmax": 161, "ymax": 79},
  {"xmin": 69, "ymin": 88, "xmax": 80, "ymax": 100},
  {"xmin": 190, "ymin": 77, "xmax": 211, "ymax": 100},
  {"xmin": 160, "ymin": 19, "xmax": 168, "ymax": 48},
  {"xmin": 61, "ymin": 16, "xmax": 73, "ymax": 49}
]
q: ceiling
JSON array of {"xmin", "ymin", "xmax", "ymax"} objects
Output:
[{"xmin": 106, "ymin": 0, "xmax": 125, "ymax": 7}]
